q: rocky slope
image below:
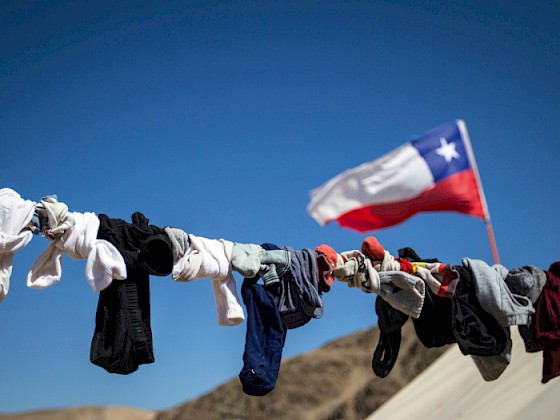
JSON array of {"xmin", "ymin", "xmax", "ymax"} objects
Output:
[
  {"xmin": 1, "ymin": 322, "xmax": 448, "ymax": 420},
  {"xmin": 156, "ymin": 321, "xmax": 447, "ymax": 420}
]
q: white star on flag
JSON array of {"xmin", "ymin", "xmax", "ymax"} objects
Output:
[{"xmin": 435, "ymin": 138, "xmax": 460, "ymax": 162}]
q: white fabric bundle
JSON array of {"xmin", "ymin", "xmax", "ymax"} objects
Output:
[
  {"xmin": 0, "ymin": 188, "xmax": 36, "ymax": 302},
  {"xmin": 333, "ymin": 250, "xmax": 425, "ymax": 318},
  {"xmin": 35, "ymin": 196, "xmax": 76, "ymax": 237},
  {"xmin": 373, "ymin": 250, "xmax": 454, "ymax": 298},
  {"xmin": 333, "ymin": 250, "xmax": 379, "ymax": 293},
  {"xmin": 27, "ymin": 212, "xmax": 127, "ymax": 292},
  {"xmin": 172, "ymin": 234, "xmax": 245, "ymax": 326},
  {"xmin": 371, "ymin": 250, "xmax": 403, "ymax": 272}
]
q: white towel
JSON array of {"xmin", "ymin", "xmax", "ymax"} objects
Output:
[
  {"xmin": 173, "ymin": 234, "xmax": 245, "ymax": 326},
  {"xmin": 27, "ymin": 212, "xmax": 127, "ymax": 292}
]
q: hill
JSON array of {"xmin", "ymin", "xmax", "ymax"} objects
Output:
[{"xmin": 1, "ymin": 322, "xmax": 447, "ymax": 420}]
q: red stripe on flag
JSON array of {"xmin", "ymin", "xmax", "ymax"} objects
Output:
[{"xmin": 332, "ymin": 169, "xmax": 485, "ymax": 232}]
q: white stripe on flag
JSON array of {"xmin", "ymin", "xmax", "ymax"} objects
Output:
[{"xmin": 307, "ymin": 143, "xmax": 434, "ymax": 224}]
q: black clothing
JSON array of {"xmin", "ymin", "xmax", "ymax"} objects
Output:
[{"xmin": 90, "ymin": 212, "xmax": 173, "ymax": 374}]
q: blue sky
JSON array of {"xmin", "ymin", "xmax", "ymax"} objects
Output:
[{"xmin": 1, "ymin": 0, "xmax": 559, "ymax": 414}]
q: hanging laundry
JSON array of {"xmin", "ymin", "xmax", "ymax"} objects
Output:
[
  {"xmin": 274, "ymin": 246, "xmax": 324, "ymax": 329},
  {"xmin": 333, "ymin": 250, "xmax": 378, "ymax": 293},
  {"xmin": 361, "ymin": 236, "xmax": 386, "ymax": 261},
  {"xmin": 170, "ymin": 232, "xmax": 245, "ymax": 327},
  {"xmin": 90, "ymin": 212, "xmax": 173, "ymax": 375},
  {"xmin": 315, "ymin": 244, "xmax": 341, "ymax": 292},
  {"xmin": 377, "ymin": 246, "xmax": 511, "ymax": 380},
  {"xmin": 413, "ymin": 287, "xmax": 455, "ymax": 348},
  {"xmin": 534, "ymin": 262, "xmax": 560, "ymax": 383},
  {"xmin": 28, "ymin": 212, "xmax": 41, "ymax": 235},
  {"xmin": 505, "ymin": 265, "xmax": 547, "ymax": 304},
  {"xmin": 453, "ymin": 264, "xmax": 510, "ymax": 381},
  {"xmin": 519, "ymin": 321, "xmax": 542, "ymax": 354},
  {"xmin": 460, "ymin": 258, "xmax": 527, "ymax": 381},
  {"xmin": 164, "ymin": 226, "xmax": 190, "ymax": 263},
  {"xmin": 376, "ymin": 271, "xmax": 426, "ymax": 319},
  {"xmin": 237, "ymin": 243, "xmax": 324, "ymax": 394},
  {"xmin": 333, "ymin": 249, "xmax": 425, "ymax": 319},
  {"xmin": 34, "ymin": 195, "xmax": 76, "ymax": 239},
  {"xmin": 362, "ymin": 240, "xmax": 411, "ymax": 273},
  {"xmin": 0, "ymin": 188, "xmax": 36, "ymax": 303},
  {"xmin": 504, "ymin": 265, "xmax": 547, "ymax": 353},
  {"xmin": 3, "ymin": 186, "xmax": 559, "ymax": 387},
  {"xmin": 470, "ymin": 328, "xmax": 513, "ymax": 381},
  {"xmin": 410, "ymin": 262, "xmax": 460, "ymax": 298},
  {"xmin": 398, "ymin": 247, "xmax": 455, "ymax": 348},
  {"xmin": 27, "ymin": 211, "xmax": 127, "ymax": 292},
  {"xmin": 451, "ymin": 265, "xmax": 508, "ymax": 357},
  {"xmin": 231, "ymin": 243, "xmax": 266, "ymax": 278},
  {"xmin": 399, "ymin": 247, "xmax": 439, "ymax": 264},
  {"xmin": 362, "ymin": 237, "xmax": 458, "ymax": 299},
  {"xmin": 372, "ymin": 296, "xmax": 409, "ymax": 378},
  {"xmin": 239, "ymin": 278, "xmax": 286, "ymax": 396},
  {"xmin": 23, "ymin": 194, "xmax": 62, "ymax": 236},
  {"xmin": 463, "ymin": 258, "xmax": 534, "ymax": 327},
  {"xmin": 374, "ymin": 251, "xmax": 457, "ymax": 299},
  {"xmin": 231, "ymin": 243, "xmax": 291, "ymax": 287},
  {"xmin": 371, "ymin": 247, "xmax": 454, "ymax": 378}
]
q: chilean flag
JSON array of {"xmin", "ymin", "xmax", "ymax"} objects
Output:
[{"xmin": 307, "ymin": 120, "xmax": 488, "ymax": 232}]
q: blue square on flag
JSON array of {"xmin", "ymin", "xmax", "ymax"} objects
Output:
[{"xmin": 412, "ymin": 122, "xmax": 471, "ymax": 184}]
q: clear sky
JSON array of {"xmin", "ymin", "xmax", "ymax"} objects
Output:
[{"xmin": 1, "ymin": 0, "xmax": 559, "ymax": 414}]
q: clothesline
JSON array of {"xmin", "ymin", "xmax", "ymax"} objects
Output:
[{"xmin": 1, "ymin": 188, "xmax": 558, "ymax": 396}]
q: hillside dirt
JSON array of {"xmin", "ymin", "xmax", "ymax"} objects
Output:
[
  {"xmin": 1, "ymin": 321, "xmax": 448, "ymax": 420},
  {"xmin": 157, "ymin": 321, "xmax": 447, "ymax": 420}
]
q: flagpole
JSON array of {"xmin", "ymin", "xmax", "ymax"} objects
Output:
[
  {"xmin": 457, "ymin": 119, "xmax": 501, "ymax": 264},
  {"xmin": 485, "ymin": 221, "xmax": 501, "ymax": 265}
]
